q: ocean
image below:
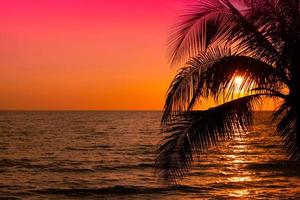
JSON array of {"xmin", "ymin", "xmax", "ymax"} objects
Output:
[{"xmin": 0, "ymin": 111, "xmax": 300, "ymax": 199}]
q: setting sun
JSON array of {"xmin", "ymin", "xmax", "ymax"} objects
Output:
[{"xmin": 234, "ymin": 75, "xmax": 244, "ymax": 87}]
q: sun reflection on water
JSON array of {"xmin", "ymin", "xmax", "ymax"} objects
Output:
[
  {"xmin": 228, "ymin": 189, "xmax": 250, "ymax": 198},
  {"xmin": 228, "ymin": 176, "xmax": 252, "ymax": 182},
  {"xmin": 223, "ymin": 135, "xmax": 257, "ymax": 198}
]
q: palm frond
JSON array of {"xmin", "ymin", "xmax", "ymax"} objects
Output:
[
  {"xmin": 162, "ymin": 50, "xmax": 288, "ymax": 123},
  {"xmin": 251, "ymin": 87, "xmax": 287, "ymax": 99},
  {"xmin": 162, "ymin": 47, "xmax": 231, "ymax": 123},
  {"xmin": 168, "ymin": 0, "xmax": 232, "ymax": 66},
  {"xmin": 168, "ymin": 0, "xmax": 287, "ymax": 67},
  {"xmin": 273, "ymin": 99, "xmax": 299, "ymax": 160},
  {"xmin": 156, "ymin": 94, "xmax": 262, "ymax": 182},
  {"xmin": 222, "ymin": 0, "xmax": 283, "ymax": 67}
]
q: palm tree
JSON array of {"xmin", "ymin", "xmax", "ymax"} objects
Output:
[{"xmin": 155, "ymin": 0, "xmax": 300, "ymax": 182}]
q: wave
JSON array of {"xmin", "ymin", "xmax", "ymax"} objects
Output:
[
  {"xmin": 64, "ymin": 145, "xmax": 112, "ymax": 151},
  {"xmin": 246, "ymin": 161, "xmax": 300, "ymax": 171},
  {"xmin": 64, "ymin": 147, "xmax": 94, "ymax": 151},
  {"xmin": 33, "ymin": 185, "xmax": 204, "ymax": 196},
  {"xmin": 0, "ymin": 159, "xmax": 95, "ymax": 173},
  {"xmin": 99, "ymin": 163, "xmax": 154, "ymax": 171},
  {"xmin": 246, "ymin": 161, "xmax": 300, "ymax": 177},
  {"xmin": 28, "ymin": 163, "xmax": 154, "ymax": 172},
  {"xmin": 0, "ymin": 158, "xmax": 154, "ymax": 173},
  {"xmin": 0, "ymin": 159, "xmax": 32, "ymax": 167}
]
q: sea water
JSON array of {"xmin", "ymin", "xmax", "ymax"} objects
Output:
[{"xmin": 0, "ymin": 111, "xmax": 300, "ymax": 199}]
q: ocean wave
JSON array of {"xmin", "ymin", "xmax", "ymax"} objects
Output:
[
  {"xmin": 246, "ymin": 161, "xmax": 300, "ymax": 171},
  {"xmin": 64, "ymin": 147, "xmax": 94, "ymax": 151},
  {"xmin": 98, "ymin": 163, "xmax": 154, "ymax": 171},
  {"xmin": 0, "ymin": 159, "xmax": 95, "ymax": 173},
  {"xmin": 0, "ymin": 197, "xmax": 21, "ymax": 200},
  {"xmin": 64, "ymin": 145, "xmax": 112, "ymax": 151},
  {"xmin": 0, "ymin": 158, "xmax": 155, "ymax": 173},
  {"xmin": 0, "ymin": 159, "xmax": 32, "ymax": 167},
  {"xmin": 246, "ymin": 161, "xmax": 300, "ymax": 177},
  {"xmin": 33, "ymin": 185, "xmax": 204, "ymax": 196}
]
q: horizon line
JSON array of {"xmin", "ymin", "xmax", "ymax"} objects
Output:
[{"xmin": 0, "ymin": 109, "xmax": 274, "ymax": 112}]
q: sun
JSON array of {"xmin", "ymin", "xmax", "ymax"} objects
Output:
[{"xmin": 234, "ymin": 75, "xmax": 244, "ymax": 87}]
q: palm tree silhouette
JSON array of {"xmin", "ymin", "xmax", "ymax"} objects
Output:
[{"xmin": 156, "ymin": 0, "xmax": 300, "ymax": 182}]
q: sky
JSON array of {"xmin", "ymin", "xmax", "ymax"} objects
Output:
[
  {"xmin": 0, "ymin": 0, "xmax": 274, "ymax": 110},
  {"xmin": 0, "ymin": 0, "xmax": 187, "ymax": 110}
]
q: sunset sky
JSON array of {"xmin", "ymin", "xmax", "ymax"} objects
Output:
[{"xmin": 0, "ymin": 0, "xmax": 274, "ymax": 110}]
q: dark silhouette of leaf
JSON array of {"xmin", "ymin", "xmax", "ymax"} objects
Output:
[
  {"xmin": 156, "ymin": 94, "xmax": 261, "ymax": 182},
  {"xmin": 162, "ymin": 50, "xmax": 288, "ymax": 123}
]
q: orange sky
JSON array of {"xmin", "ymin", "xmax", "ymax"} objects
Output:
[{"xmin": 0, "ymin": 0, "xmax": 274, "ymax": 110}]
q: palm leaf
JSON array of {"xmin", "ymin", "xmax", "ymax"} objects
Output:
[
  {"xmin": 168, "ymin": 0, "xmax": 285, "ymax": 67},
  {"xmin": 168, "ymin": 0, "xmax": 232, "ymax": 66},
  {"xmin": 273, "ymin": 100, "xmax": 299, "ymax": 160},
  {"xmin": 162, "ymin": 47, "xmax": 232, "ymax": 123},
  {"xmin": 162, "ymin": 49, "xmax": 288, "ymax": 123},
  {"xmin": 221, "ymin": 0, "xmax": 284, "ymax": 66},
  {"xmin": 156, "ymin": 94, "xmax": 262, "ymax": 182}
]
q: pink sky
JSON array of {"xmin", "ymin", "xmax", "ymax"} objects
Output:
[{"xmin": 0, "ymin": 0, "xmax": 192, "ymax": 110}]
